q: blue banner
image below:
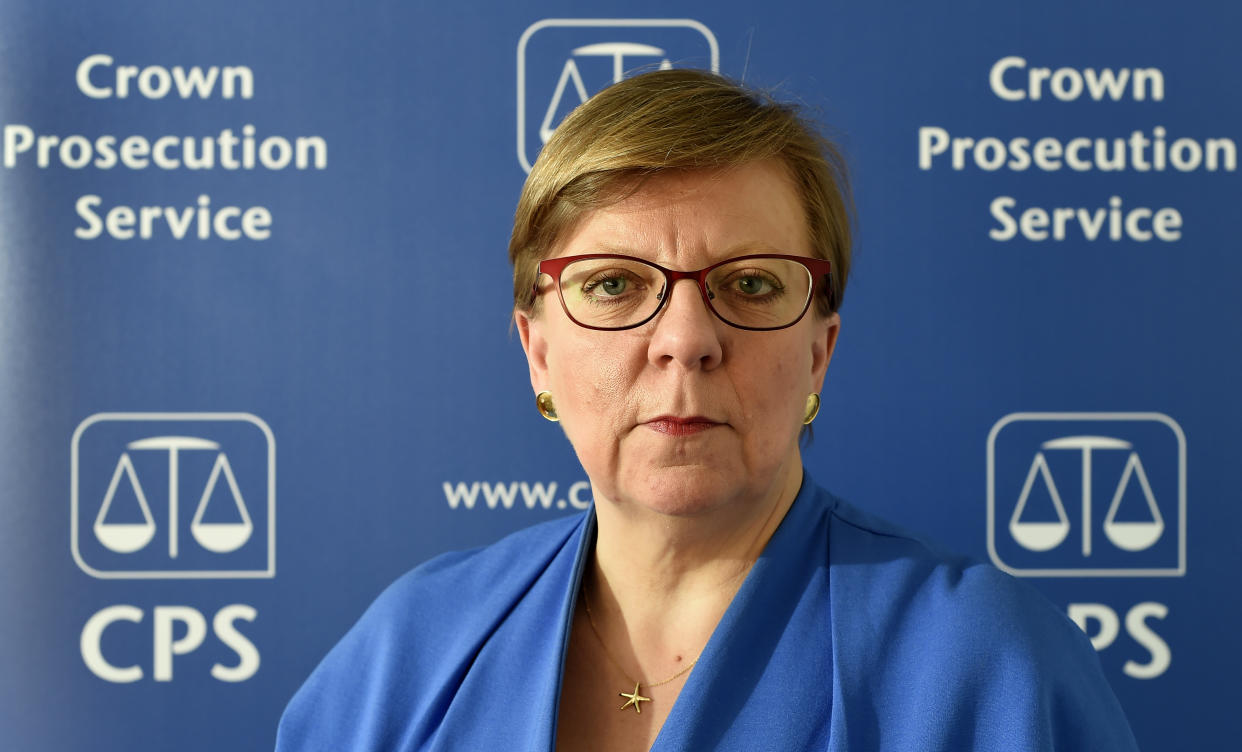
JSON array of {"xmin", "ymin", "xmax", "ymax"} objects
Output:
[{"xmin": 1, "ymin": 1, "xmax": 1237, "ymax": 749}]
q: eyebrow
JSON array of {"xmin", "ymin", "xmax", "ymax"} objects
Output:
[{"xmin": 574, "ymin": 241, "xmax": 792, "ymax": 264}]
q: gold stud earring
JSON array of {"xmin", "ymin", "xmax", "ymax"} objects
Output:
[
  {"xmin": 803, "ymin": 393, "xmax": 821, "ymax": 425},
  {"xmin": 535, "ymin": 391, "xmax": 559, "ymax": 422}
]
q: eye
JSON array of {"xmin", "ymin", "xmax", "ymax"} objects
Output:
[
  {"xmin": 580, "ymin": 268, "xmax": 646, "ymax": 303},
  {"xmin": 724, "ymin": 269, "xmax": 784, "ymax": 298},
  {"xmin": 736, "ymin": 275, "xmax": 773, "ymax": 295},
  {"xmin": 598, "ymin": 277, "xmax": 628, "ymax": 295}
]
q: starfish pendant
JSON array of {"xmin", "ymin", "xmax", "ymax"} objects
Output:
[{"xmin": 618, "ymin": 682, "xmax": 651, "ymax": 713}]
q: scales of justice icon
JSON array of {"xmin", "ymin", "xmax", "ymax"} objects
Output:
[
  {"xmin": 539, "ymin": 42, "xmax": 672, "ymax": 144},
  {"xmin": 1009, "ymin": 435, "xmax": 1164, "ymax": 555},
  {"xmin": 92, "ymin": 435, "xmax": 253, "ymax": 557}
]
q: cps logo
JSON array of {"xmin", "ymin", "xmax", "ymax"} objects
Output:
[
  {"xmin": 986, "ymin": 412, "xmax": 1185, "ymax": 577},
  {"xmin": 516, "ymin": 18, "xmax": 719, "ymax": 172},
  {"xmin": 71, "ymin": 412, "xmax": 275, "ymax": 579}
]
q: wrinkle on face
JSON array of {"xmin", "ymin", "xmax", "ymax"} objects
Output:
[{"xmin": 518, "ymin": 159, "xmax": 837, "ymax": 520}]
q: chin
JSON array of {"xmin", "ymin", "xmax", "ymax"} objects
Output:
[{"xmin": 624, "ymin": 467, "xmax": 745, "ymax": 518}]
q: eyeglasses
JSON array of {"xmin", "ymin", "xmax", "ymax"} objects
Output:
[{"xmin": 534, "ymin": 253, "xmax": 832, "ymax": 331}]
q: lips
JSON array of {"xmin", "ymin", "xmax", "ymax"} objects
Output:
[{"xmin": 644, "ymin": 416, "xmax": 722, "ymax": 436}]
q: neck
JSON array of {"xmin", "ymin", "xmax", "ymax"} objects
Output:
[{"xmin": 584, "ymin": 454, "xmax": 804, "ymax": 679}]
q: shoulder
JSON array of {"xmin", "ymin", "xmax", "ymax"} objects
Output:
[
  {"xmin": 825, "ymin": 494, "xmax": 1087, "ymax": 663},
  {"xmin": 366, "ymin": 512, "xmax": 585, "ymax": 627},
  {"xmin": 822, "ymin": 494, "xmax": 1138, "ymax": 749},
  {"xmin": 276, "ymin": 512, "xmax": 587, "ymax": 751},
  {"xmin": 828, "ymin": 497, "xmax": 1047, "ymax": 602}
]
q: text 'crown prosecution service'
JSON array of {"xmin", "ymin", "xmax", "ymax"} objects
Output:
[
  {"xmin": 2, "ymin": 54, "xmax": 330, "ymax": 241},
  {"xmin": 918, "ymin": 56, "xmax": 1236, "ymax": 242}
]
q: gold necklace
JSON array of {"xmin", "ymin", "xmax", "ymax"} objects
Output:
[{"xmin": 581, "ymin": 585, "xmax": 701, "ymax": 714}]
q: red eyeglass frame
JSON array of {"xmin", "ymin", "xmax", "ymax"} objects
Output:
[{"xmin": 533, "ymin": 253, "xmax": 834, "ymax": 332}]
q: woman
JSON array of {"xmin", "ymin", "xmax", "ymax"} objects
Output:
[{"xmin": 277, "ymin": 70, "xmax": 1138, "ymax": 751}]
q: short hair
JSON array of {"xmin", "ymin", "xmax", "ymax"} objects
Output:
[{"xmin": 509, "ymin": 68, "xmax": 852, "ymax": 316}]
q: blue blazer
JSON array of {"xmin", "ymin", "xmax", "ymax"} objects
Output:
[{"xmin": 276, "ymin": 475, "xmax": 1138, "ymax": 750}]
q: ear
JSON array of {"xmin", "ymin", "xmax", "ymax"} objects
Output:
[
  {"xmin": 809, "ymin": 312, "xmax": 841, "ymax": 392},
  {"xmin": 514, "ymin": 308, "xmax": 550, "ymax": 393}
]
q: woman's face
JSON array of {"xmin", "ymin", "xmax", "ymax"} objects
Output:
[{"xmin": 515, "ymin": 159, "xmax": 840, "ymax": 518}]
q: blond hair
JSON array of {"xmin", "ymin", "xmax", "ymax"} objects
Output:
[{"xmin": 509, "ymin": 68, "xmax": 852, "ymax": 316}]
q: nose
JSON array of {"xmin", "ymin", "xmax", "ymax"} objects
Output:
[{"xmin": 647, "ymin": 278, "xmax": 724, "ymax": 371}]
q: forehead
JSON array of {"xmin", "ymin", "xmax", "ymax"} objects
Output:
[{"xmin": 551, "ymin": 160, "xmax": 810, "ymax": 266}]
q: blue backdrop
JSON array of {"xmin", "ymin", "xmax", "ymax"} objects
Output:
[{"xmin": 1, "ymin": 1, "xmax": 1237, "ymax": 749}]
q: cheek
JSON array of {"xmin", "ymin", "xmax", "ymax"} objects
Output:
[
  {"xmin": 545, "ymin": 330, "xmax": 643, "ymax": 437},
  {"xmin": 737, "ymin": 347, "xmax": 812, "ymax": 427}
]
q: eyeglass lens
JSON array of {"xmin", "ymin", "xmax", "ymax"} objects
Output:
[{"xmin": 557, "ymin": 257, "xmax": 814, "ymax": 330}]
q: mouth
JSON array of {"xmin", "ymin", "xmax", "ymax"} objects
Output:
[{"xmin": 643, "ymin": 415, "xmax": 723, "ymax": 436}]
